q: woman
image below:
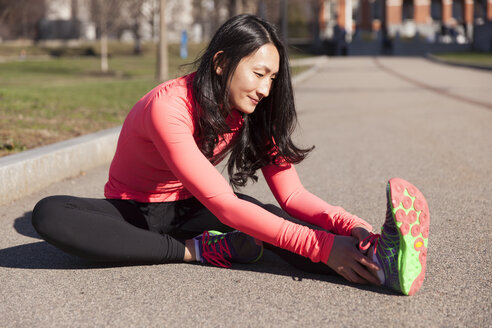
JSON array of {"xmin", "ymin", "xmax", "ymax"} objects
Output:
[{"xmin": 32, "ymin": 15, "xmax": 429, "ymax": 296}]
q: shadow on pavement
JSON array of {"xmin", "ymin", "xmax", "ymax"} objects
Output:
[
  {"xmin": 13, "ymin": 211, "xmax": 41, "ymax": 239},
  {"xmin": 0, "ymin": 240, "xmax": 154, "ymax": 271},
  {"xmin": 6, "ymin": 207, "xmax": 397, "ymax": 295},
  {"xmin": 0, "ymin": 241, "xmax": 99, "ymax": 270},
  {"xmin": 231, "ymin": 252, "xmax": 397, "ymax": 295},
  {"xmin": 0, "ymin": 240, "xmax": 396, "ymax": 295}
]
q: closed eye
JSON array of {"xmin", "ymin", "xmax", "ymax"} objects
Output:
[{"xmin": 255, "ymin": 72, "xmax": 264, "ymax": 77}]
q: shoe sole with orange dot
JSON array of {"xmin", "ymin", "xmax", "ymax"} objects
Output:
[{"xmin": 388, "ymin": 177, "xmax": 430, "ymax": 296}]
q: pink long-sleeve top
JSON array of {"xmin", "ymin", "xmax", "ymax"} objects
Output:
[{"xmin": 104, "ymin": 73, "xmax": 372, "ymax": 264}]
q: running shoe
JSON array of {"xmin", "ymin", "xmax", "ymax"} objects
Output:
[
  {"xmin": 360, "ymin": 178, "xmax": 430, "ymax": 295},
  {"xmin": 194, "ymin": 230, "xmax": 264, "ymax": 268}
]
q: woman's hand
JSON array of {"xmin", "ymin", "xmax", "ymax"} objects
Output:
[
  {"xmin": 326, "ymin": 235, "xmax": 381, "ymax": 285},
  {"xmin": 351, "ymin": 225, "xmax": 372, "ymax": 245}
]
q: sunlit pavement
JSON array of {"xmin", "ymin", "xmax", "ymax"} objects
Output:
[{"xmin": 1, "ymin": 57, "xmax": 491, "ymax": 327}]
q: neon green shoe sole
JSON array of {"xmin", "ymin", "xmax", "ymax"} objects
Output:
[{"xmin": 387, "ymin": 178, "xmax": 430, "ymax": 295}]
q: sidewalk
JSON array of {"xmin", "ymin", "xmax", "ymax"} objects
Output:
[{"xmin": 1, "ymin": 57, "xmax": 491, "ymax": 327}]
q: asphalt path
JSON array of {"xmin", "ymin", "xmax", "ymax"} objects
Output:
[{"xmin": 1, "ymin": 57, "xmax": 491, "ymax": 327}]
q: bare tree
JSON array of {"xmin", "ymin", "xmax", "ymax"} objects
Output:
[
  {"xmin": 259, "ymin": 0, "xmax": 281, "ymax": 26},
  {"xmin": 0, "ymin": 0, "xmax": 45, "ymax": 41},
  {"xmin": 126, "ymin": 0, "xmax": 145, "ymax": 55},
  {"xmin": 156, "ymin": 0, "xmax": 168, "ymax": 81},
  {"xmin": 98, "ymin": 0, "xmax": 110, "ymax": 72},
  {"xmin": 280, "ymin": 0, "xmax": 288, "ymax": 40},
  {"xmin": 228, "ymin": 0, "xmax": 258, "ymax": 18},
  {"xmin": 123, "ymin": 0, "xmax": 152, "ymax": 55},
  {"xmin": 142, "ymin": 0, "xmax": 159, "ymax": 42},
  {"xmin": 229, "ymin": 0, "xmax": 243, "ymax": 16},
  {"xmin": 191, "ymin": 0, "xmax": 205, "ymax": 41},
  {"xmin": 91, "ymin": 0, "xmax": 125, "ymax": 72},
  {"xmin": 212, "ymin": 0, "xmax": 227, "ymax": 32},
  {"xmin": 241, "ymin": 0, "xmax": 258, "ymax": 15}
]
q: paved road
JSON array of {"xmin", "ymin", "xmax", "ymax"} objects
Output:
[{"xmin": 1, "ymin": 58, "xmax": 491, "ymax": 327}]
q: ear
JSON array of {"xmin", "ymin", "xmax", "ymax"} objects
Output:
[{"xmin": 213, "ymin": 51, "xmax": 224, "ymax": 76}]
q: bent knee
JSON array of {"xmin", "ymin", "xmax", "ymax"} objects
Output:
[{"xmin": 32, "ymin": 195, "xmax": 71, "ymax": 237}]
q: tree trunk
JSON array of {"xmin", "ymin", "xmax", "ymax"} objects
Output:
[
  {"xmin": 99, "ymin": 0, "xmax": 109, "ymax": 73},
  {"xmin": 156, "ymin": 0, "xmax": 168, "ymax": 81},
  {"xmin": 280, "ymin": 0, "xmax": 288, "ymax": 41},
  {"xmin": 257, "ymin": 0, "xmax": 267, "ymax": 19},
  {"xmin": 133, "ymin": 21, "xmax": 142, "ymax": 55},
  {"xmin": 100, "ymin": 25, "xmax": 109, "ymax": 73},
  {"xmin": 229, "ymin": 0, "xmax": 243, "ymax": 17},
  {"xmin": 132, "ymin": 0, "xmax": 143, "ymax": 55}
]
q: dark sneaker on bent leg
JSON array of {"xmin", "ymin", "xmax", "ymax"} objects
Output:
[
  {"xmin": 193, "ymin": 230, "xmax": 264, "ymax": 268},
  {"xmin": 360, "ymin": 178, "xmax": 430, "ymax": 295}
]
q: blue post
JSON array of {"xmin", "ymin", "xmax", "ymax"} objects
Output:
[{"xmin": 180, "ymin": 30, "xmax": 188, "ymax": 59}]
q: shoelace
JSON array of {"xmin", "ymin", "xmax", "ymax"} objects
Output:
[
  {"xmin": 359, "ymin": 233, "xmax": 380, "ymax": 255},
  {"xmin": 201, "ymin": 231, "xmax": 232, "ymax": 268}
]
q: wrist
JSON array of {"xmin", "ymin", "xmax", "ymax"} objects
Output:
[{"xmin": 320, "ymin": 232, "xmax": 335, "ymax": 264}]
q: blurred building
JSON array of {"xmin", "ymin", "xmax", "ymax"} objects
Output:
[
  {"xmin": 1, "ymin": 0, "xmax": 490, "ymax": 53},
  {"xmin": 39, "ymin": 0, "xmax": 95, "ymax": 40},
  {"xmin": 36, "ymin": 0, "xmax": 199, "ymax": 43},
  {"xmin": 0, "ymin": 0, "xmax": 227, "ymax": 43},
  {"xmin": 320, "ymin": 0, "xmax": 492, "ymax": 43},
  {"xmin": 8, "ymin": 0, "xmax": 259, "ymax": 44}
]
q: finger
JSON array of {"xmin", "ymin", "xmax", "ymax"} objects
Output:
[
  {"xmin": 353, "ymin": 227, "xmax": 370, "ymax": 242},
  {"xmin": 334, "ymin": 266, "xmax": 356, "ymax": 284},
  {"xmin": 344, "ymin": 267, "xmax": 370, "ymax": 284},
  {"xmin": 366, "ymin": 264, "xmax": 380, "ymax": 279},
  {"xmin": 356, "ymin": 253, "xmax": 381, "ymax": 272},
  {"xmin": 333, "ymin": 266, "xmax": 351, "ymax": 283},
  {"xmin": 352, "ymin": 261, "xmax": 381, "ymax": 285},
  {"xmin": 337, "ymin": 262, "xmax": 370, "ymax": 284}
]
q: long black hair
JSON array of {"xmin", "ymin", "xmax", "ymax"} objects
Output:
[{"xmin": 192, "ymin": 14, "xmax": 313, "ymax": 188}]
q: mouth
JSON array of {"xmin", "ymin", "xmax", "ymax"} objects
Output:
[{"xmin": 248, "ymin": 96, "xmax": 260, "ymax": 105}]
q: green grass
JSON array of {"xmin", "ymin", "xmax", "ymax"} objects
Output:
[
  {"xmin": 291, "ymin": 65, "xmax": 311, "ymax": 76},
  {"xmin": 0, "ymin": 42, "xmax": 202, "ymax": 156},
  {"xmin": 431, "ymin": 52, "xmax": 492, "ymax": 67},
  {"xmin": 0, "ymin": 42, "xmax": 313, "ymax": 157}
]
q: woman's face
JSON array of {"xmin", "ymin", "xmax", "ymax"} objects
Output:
[{"xmin": 219, "ymin": 43, "xmax": 280, "ymax": 115}]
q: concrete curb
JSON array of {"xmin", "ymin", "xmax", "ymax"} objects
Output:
[
  {"xmin": 425, "ymin": 53, "xmax": 492, "ymax": 72},
  {"xmin": 0, "ymin": 58, "xmax": 326, "ymax": 206},
  {"xmin": 290, "ymin": 56, "xmax": 327, "ymax": 67},
  {"xmin": 0, "ymin": 127, "xmax": 120, "ymax": 205},
  {"xmin": 290, "ymin": 56, "xmax": 328, "ymax": 85}
]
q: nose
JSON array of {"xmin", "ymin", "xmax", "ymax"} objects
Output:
[{"xmin": 256, "ymin": 79, "xmax": 272, "ymax": 99}]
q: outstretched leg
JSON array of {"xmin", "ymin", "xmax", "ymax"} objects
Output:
[{"xmin": 236, "ymin": 193, "xmax": 336, "ymax": 275}]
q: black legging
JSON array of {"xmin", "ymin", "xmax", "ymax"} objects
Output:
[{"xmin": 32, "ymin": 193, "xmax": 335, "ymax": 274}]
